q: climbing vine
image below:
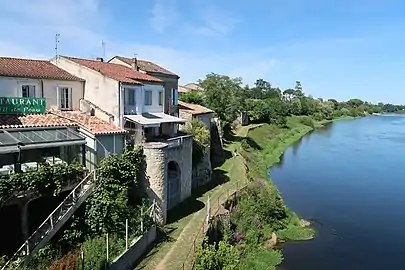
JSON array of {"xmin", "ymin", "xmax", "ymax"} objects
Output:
[
  {"xmin": 85, "ymin": 146, "xmax": 146, "ymax": 234},
  {"xmin": 0, "ymin": 163, "xmax": 85, "ymax": 205}
]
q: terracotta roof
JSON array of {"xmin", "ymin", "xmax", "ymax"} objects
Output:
[
  {"xmin": 184, "ymin": 83, "xmax": 203, "ymax": 91},
  {"xmin": 179, "ymin": 101, "xmax": 213, "ymax": 115},
  {"xmin": 0, "ymin": 111, "xmax": 126, "ymax": 135},
  {"xmin": 0, "ymin": 113, "xmax": 75, "ymax": 129},
  {"xmin": 179, "ymin": 85, "xmax": 191, "ymax": 93},
  {"xmin": 50, "ymin": 110, "xmax": 127, "ymax": 135},
  {"xmin": 64, "ymin": 56, "xmax": 163, "ymax": 84},
  {"xmin": 112, "ymin": 56, "xmax": 178, "ymax": 77},
  {"xmin": 0, "ymin": 57, "xmax": 83, "ymax": 81}
]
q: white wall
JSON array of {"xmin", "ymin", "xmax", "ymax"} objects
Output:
[
  {"xmin": 123, "ymin": 83, "xmax": 164, "ymax": 115},
  {"xmin": 0, "ymin": 76, "xmax": 83, "ymax": 110},
  {"xmin": 52, "ymin": 57, "xmax": 120, "ymax": 126},
  {"xmin": 109, "ymin": 57, "xmax": 131, "ymax": 68}
]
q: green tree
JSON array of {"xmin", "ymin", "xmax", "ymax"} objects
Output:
[
  {"xmin": 200, "ymin": 73, "xmax": 244, "ymax": 125},
  {"xmin": 184, "ymin": 119, "xmax": 210, "ymax": 167},
  {"xmin": 179, "ymin": 91, "xmax": 204, "ymax": 105}
]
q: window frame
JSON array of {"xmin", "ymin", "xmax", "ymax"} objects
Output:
[
  {"xmin": 124, "ymin": 88, "xmax": 136, "ymax": 106},
  {"xmin": 158, "ymin": 90, "xmax": 163, "ymax": 106},
  {"xmin": 21, "ymin": 85, "xmax": 36, "ymax": 98},
  {"xmin": 144, "ymin": 90, "xmax": 153, "ymax": 106},
  {"xmin": 58, "ymin": 86, "xmax": 73, "ymax": 110}
]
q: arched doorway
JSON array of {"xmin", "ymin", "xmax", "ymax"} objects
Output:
[{"xmin": 167, "ymin": 161, "xmax": 181, "ymax": 210}]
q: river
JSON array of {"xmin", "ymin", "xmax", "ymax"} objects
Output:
[{"xmin": 270, "ymin": 115, "xmax": 405, "ymax": 270}]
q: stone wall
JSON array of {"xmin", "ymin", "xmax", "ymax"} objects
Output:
[
  {"xmin": 192, "ymin": 150, "xmax": 212, "ymax": 190},
  {"xmin": 141, "ymin": 135, "xmax": 193, "ymax": 224}
]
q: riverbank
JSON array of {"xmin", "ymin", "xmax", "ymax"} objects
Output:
[{"xmin": 229, "ymin": 116, "xmax": 354, "ymax": 269}]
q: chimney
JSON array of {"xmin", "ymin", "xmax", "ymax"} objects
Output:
[
  {"xmin": 96, "ymin": 57, "xmax": 104, "ymax": 62},
  {"xmin": 132, "ymin": 57, "xmax": 138, "ymax": 71}
]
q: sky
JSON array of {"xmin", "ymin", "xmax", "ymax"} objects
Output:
[{"xmin": 1, "ymin": 0, "xmax": 405, "ymax": 104}]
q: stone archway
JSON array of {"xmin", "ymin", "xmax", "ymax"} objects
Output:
[{"xmin": 167, "ymin": 161, "xmax": 181, "ymax": 210}]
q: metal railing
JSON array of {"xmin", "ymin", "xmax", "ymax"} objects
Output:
[
  {"xmin": 1, "ymin": 170, "xmax": 97, "ymax": 270},
  {"xmin": 166, "ymin": 134, "xmax": 192, "ymax": 148}
]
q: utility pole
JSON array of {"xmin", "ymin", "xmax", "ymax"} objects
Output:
[{"xmin": 101, "ymin": 40, "xmax": 106, "ymax": 60}]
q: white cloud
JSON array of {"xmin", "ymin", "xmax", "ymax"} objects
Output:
[{"xmin": 0, "ymin": 0, "xmax": 279, "ymax": 85}]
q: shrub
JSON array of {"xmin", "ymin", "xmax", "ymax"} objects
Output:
[
  {"xmin": 299, "ymin": 116, "xmax": 314, "ymax": 128},
  {"xmin": 184, "ymin": 119, "xmax": 210, "ymax": 167}
]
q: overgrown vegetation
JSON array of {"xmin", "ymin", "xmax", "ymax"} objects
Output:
[
  {"xmin": 0, "ymin": 163, "xmax": 85, "ymax": 205},
  {"xmin": 1, "ymin": 147, "xmax": 152, "ymax": 270},
  {"xmin": 184, "ymin": 118, "xmax": 211, "ymax": 167}
]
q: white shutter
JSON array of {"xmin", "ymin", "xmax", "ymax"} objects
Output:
[
  {"xmin": 56, "ymin": 86, "xmax": 60, "ymax": 109},
  {"xmin": 69, "ymin": 88, "xmax": 73, "ymax": 109}
]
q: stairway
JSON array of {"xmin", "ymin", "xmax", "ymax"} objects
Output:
[{"xmin": 1, "ymin": 170, "xmax": 96, "ymax": 270}]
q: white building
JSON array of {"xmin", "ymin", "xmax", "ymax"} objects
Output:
[{"xmin": 0, "ymin": 57, "xmax": 84, "ymax": 110}]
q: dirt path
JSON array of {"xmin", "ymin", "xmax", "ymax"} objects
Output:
[{"xmin": 140, "ymin": 125, "xmax": 256, "ymax": 270}]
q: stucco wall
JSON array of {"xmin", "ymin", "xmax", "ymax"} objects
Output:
[
  {"xmin": 141, "ymin": 135, "xmax": 192, "ymax": 224},
  {"xmin": 108, "ymin": 225, "xmax": 157, "ymax": 270},
  {"xmin": 179, "ymin": 111, "xmax": 213, "ymax": 131},
  {"xmin": 0, "ymin": 76, "xmax": 83, "ymax": 110},
  {"xmin": 52, "ymin": 57, "xmax": 121, "ymax": 126},
  {"xmin": 123, "ymin": 83, "xmax": 164, "ymax": 114},
  {"xmin": 149, "ymin": 73, "xmax": 178, "ymax": 115}
]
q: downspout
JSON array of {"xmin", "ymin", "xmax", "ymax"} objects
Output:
[
  {"xmin": 40, "ymin": 80, "xmax": 44, "ymax": 98},
  {"xmin": 118, "ymin": 82, "xmax": 122, "ymax": 128}
]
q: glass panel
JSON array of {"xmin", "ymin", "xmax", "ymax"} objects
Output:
[
  {"xmin": 0, "ymin": 132, "xmax": 17, "ymax": 145},
  {"xmin": 6, "ymin": 128, "xmax": 83, "ymax": 144}
]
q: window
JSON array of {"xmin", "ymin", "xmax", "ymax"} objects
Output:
[
  {"xmin": 159, "ymin": 91, "xmax": 163, "ymax": 106},
  {"xmin": 172, "ymin": 88, "xmax": 178, "ymax": 105},
  {"xmin": 144, "ymin": 90, "xmax": 152, "ymax": 106},
  {"xmin": 58, "ymin": 87, "xmax": 72, "ymax": 110},
  {"xmin": 21, "ymin": 85, "xmax": 36, "ymax": 97},
  {"xmin": 125, "ymin": 88, "xmax": 136, "ymax": 105}
]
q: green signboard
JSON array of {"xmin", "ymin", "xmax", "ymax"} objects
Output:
[{"xmin": 0, "ymin": 97, "xmax": 46, "ymax": 114}]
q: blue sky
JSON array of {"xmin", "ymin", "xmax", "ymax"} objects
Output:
[{"xmin": 0, "ymin": 0, "xmax": 404, "ymax": 104}]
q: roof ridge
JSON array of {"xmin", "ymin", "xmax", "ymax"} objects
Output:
[{"xmin": 0, "ymin": 56, "xmax": 49, "ymax": 62}]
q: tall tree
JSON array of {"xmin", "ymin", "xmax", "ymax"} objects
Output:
[{"xmin": 199, "ymin": 73, "xmax": 244, "ymax": 124}]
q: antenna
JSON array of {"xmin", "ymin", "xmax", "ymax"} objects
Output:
[
  {"xmin": 101, "ymin": 40, "xmax": 106, "ymax": 60},
  {"xmin": 55, "ymin": 33, "xmax": 60, "ymax": 63}
]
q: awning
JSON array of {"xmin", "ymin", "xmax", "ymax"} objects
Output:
[
  {"xmin": 0, "ymin": 127, "xmax": 86, "ymax": 154},
  {"xmin": 124, "ymin": 112, "xmax": 186, "ymax": 128}
]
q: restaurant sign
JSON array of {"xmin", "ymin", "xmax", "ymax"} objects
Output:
[{"xmin": 0, "ymin": 97, "xmax": 46, "ymax": 114}]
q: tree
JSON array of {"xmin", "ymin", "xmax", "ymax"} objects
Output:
[
  {"xmin": 290, "ymin": 98, "xmax": 302, "ymax": 115},
  {"xmin": 184, "ymin": 119, "xmax": 210, "ymax": 167},
  {"xmin": 200, "ymin": 73, "xmax": 244, "ymax": 124},
  {"xmin": 179, "ymin": 91, "xmax": 204, "ymax": 105}
]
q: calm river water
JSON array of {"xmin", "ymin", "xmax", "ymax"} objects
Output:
[{"xmin": 271, "ymin": 115, "xmax": 405, "ymax": 270}]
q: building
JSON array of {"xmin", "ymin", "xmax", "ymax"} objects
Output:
[
  {"xmin": 53, "ymin": 56, "xmax": 193, "ymax": 224},
  {"xmin": 178, "ymin": 101, "xmax": 214, "ymax": 130},
  {"xmin": 179, "ymin": 101, "xmax": 214, "ymax": 189},
  {"xmin": 0, "ymin": 57, "xmax": 85, "ymax": 111},
  {"xmin": 108, "ymin": 56, "xmax": 180, "ymax": 116}
]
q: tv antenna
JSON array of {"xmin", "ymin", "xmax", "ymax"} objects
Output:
[
  {"xmin": 55, "ymin": 33, "xmax": 60, "ymax": 63},
  {"xmin": 101, "ymin": 40, "xmax": 106, "ymax": 60}
]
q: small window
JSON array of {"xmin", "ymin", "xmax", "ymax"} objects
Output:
[
  {"xmin": 145, "ymin": 90, "xmax": 152, "ymax": 106},
  {"xmin": 159, "ymin": 91, "xmax": 163, "ymax": 106},
  {"xmin": 59, "ymin": 87, "xmax": 72, "ymax": 110},
  {"xmin": 172, "ymin": 88, "xmax": 178, "ymax": 105},
  {"xmin": 22, "ymin": 85, "xmax": 36, "ymax": 97},
  {"xmin": 125, "ymin": 89, "xmax": 136, "ymax": 105}
]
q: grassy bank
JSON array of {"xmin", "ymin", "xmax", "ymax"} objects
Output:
[{"xmin": 208, "ymin": 115, "xmax": 353, "ymax": 270}]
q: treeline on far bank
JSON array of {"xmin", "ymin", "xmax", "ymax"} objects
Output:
[{"xmin": 180, "ymin": 73, "xmax": 404, "ymax": 128}]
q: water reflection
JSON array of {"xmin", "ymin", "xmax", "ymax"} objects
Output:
[{"xmin": 270, "ymin": 116, "xmax": 405, "ymax": 270}]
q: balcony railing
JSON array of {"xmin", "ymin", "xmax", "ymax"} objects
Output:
[
  {"xmin": 124, "ymin": 105, "xmax": 139, "ymax": 115},
  {"xmin": 165, "ymin": 134, "xmax": 192, "ymax": 148}
]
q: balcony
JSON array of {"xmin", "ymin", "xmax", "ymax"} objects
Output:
[{"xmin": 124, "ymin": 105, "xmax": 139, "ymax": 115}]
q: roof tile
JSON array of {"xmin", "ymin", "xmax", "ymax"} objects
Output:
[
  {"xmin": 0, "ymin": 57, "xmax": 83, "ymax": 81},
  {"xmin": 65, "ymin": 56, "xmax": 162, "ymax": 84},
  {"xmin": 0, "ymin": 111, "xmax": 126, "ymax": 135},
  {"xmin": 114, "ymin": 56, "xmax": 178, "ymax": 77},
  {"xmin": 178, "ymin": 101, "xmax": 213, "ymax": 115}
]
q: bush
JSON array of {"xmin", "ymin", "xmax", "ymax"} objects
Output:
[
  {"xmin": 179, "ymin": 91, "xmax": 204, "ymax": 105},
  {"xmin": 299, "ymin": 116, "xmax": 314, "ymax": 128},
  {"xmin": 184, "ymin": 119, "xmax": 210, "ymax": 167}
]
